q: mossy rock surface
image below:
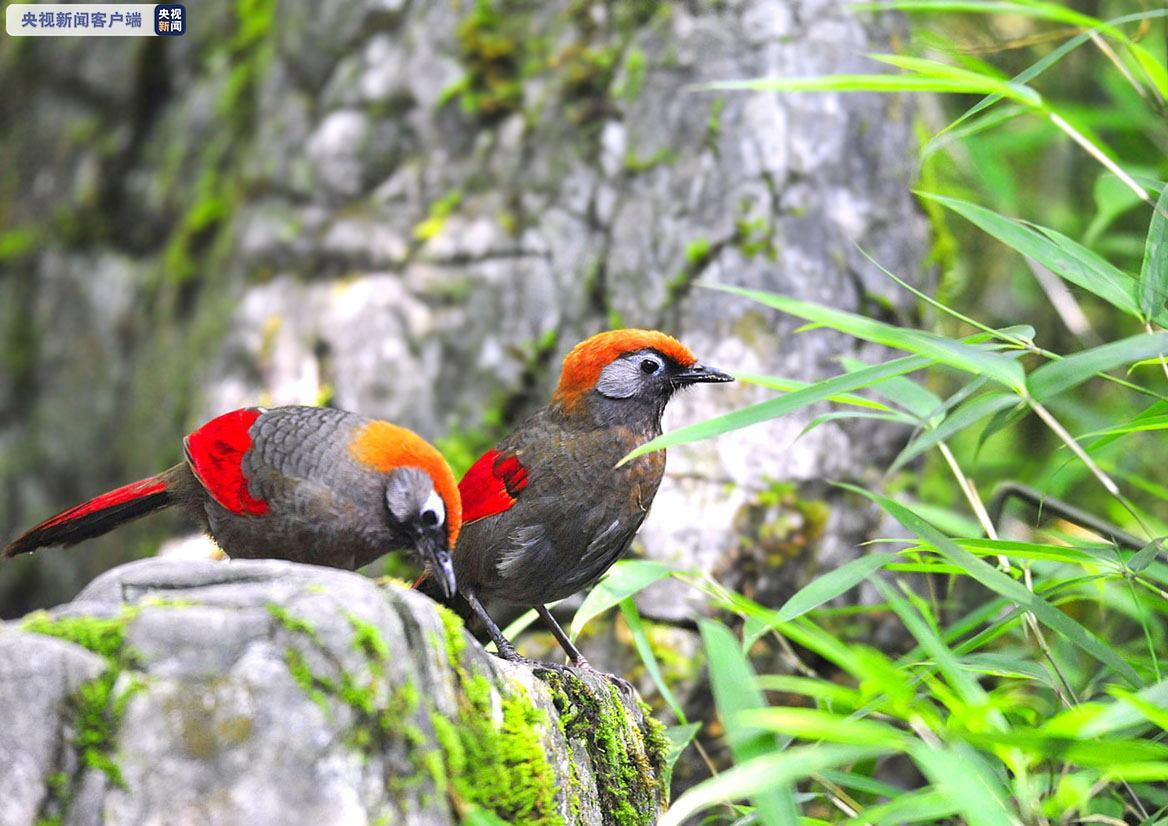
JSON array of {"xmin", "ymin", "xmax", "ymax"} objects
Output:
[{"xmin": 0, "ymin": 558, "xmax": 666, "ymax": 826}]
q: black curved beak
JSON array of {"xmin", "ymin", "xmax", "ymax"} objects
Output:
[
  {"xmin": 422, "ymin": 534, "xmax": 457, "ymax": 599},
  {"xmin": 674, "ymin": 363, "xmax": 734, "ymax": 387}
]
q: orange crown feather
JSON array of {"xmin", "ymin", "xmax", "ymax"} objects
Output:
[
  {"xmin": 349, "ymin": 421, "xmax": 463, "ymax": 545},
  {"xmin": 552, "ymin": 329, "xmax": 697, "ymax": 410}
]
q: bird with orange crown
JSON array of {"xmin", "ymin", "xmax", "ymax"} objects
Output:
[
  {"xmin": 419, "ymin": 329, "xmax": 732, "ymax": 674},
  {"xmin": 4, "ymin": 406, "xmax": 462, "ymax": 597}
]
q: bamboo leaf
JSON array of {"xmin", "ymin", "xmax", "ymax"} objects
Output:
[
  {"xmin": 1128, "ymin": 539, "xmax": 1163, "ymax": 572},
  {"xmin": 907, "ymin": 743, "xmax": 1018, "ymax": 826},
  {"xmin": 1081, "ymin": 413, "xmax": 1168, "ymax": 439},
  {"xmin": 1028, "ymin": 333, "xmax": 1168, "ymax": 401},
  {"xmin": 619, "ymin": 599, "xmax": 686, "ymax": 722},
  {"xmin": 710, "ymin": 284, "xmax": 1026, "ymax": 390},
  {"xmin": 736, "ymin": 372, "xmax": 893, "ymax": 411},
  {"xmin": 839, "ymin": 484, "xmax": 1143, "ymax": 685},
  {"xmin": 1139, "ymin": 185, "xmax": 1168, "ymax": 321},
  {"xmin": 704, "ymin": 74, "xmax": 1023, "ymax": 96},
  {"xmin": 874, "ymin": 579, "xmax": 988, "ymax": 706},
  {"xmin": 773, "ymin": 553, "xmax": 895, "ymax": 623},
  {"xmin": 890, "ymin": 392, "xmax": 1019, "ymax": 472},
  {"xmin": 663, "ymin": 723, "xmax": 701, "ymax": 771},
  {"xmin": 736, "ymin": 707, "xmax": 913, "ymax": 748},
  {"xmin": 922, "ymin": 192, "xmax": 1148, "ymax": 321}
]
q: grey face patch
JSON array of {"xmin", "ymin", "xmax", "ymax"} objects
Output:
[
  {"xmin": 385, "ymin": 467, "xmax": 433, "ymax": 526},
  {"xmin": 596, "ymin": 350, "xmax": 664, "ymax": 400}
]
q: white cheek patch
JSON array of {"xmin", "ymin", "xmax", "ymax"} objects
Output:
[
  {"xmin": 596, "ymin": 359, "xmax": 642, "ymax": 399},
  {"xmin": 422, "ymin": 488, "xmax": 445, "ymax": 525}
]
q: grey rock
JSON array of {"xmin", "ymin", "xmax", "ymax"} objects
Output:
[
  {"xmin": 1, "ymin": 558, "xmax": 666, "ymax": 826},
  {"xmin": 0, "ymin": 634, "xmax": 105, "ymax": 826}
]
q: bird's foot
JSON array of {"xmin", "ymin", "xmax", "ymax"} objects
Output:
[
  {"xmin": 493, "ymin": 651, "xmax": 579, "ymax": 683},
  {"xmin": 493, "ymin": 646, "xmax": 635, "ymax": 696},
  {"xmin": 491, "ymin": 639, "xmax": 534, "ymax": 665},
  {"xmin": 570, "ymin": 656, "xmax": 636, "ymax": 698}
]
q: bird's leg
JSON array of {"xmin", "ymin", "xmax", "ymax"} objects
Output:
[
  {"xmin": 535, "ymin": 604, "xmax": 589, "ymax": 665},
  {"xmin": 536, "ymin": 605, "xmax": 634, "ymax": 695},
  {"xmin": 463, "ymin": 590, "xmax": 526, "ymax": 663}
]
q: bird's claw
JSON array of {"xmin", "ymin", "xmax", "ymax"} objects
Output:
[
  {"xmin": 571, "ymin": 657, "xmax": 636, "ymax": 698},
  {"xmin": 491, "ymin": 642, "xmax": 537, "ymax": 666},
  {"xmin": 493, "ymin": 648, "xmax": 636, "ymax": 697}
]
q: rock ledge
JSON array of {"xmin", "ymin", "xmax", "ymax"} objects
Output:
[{"xmin": 0, "ymin": 558, "xmax": 667, "ymax": 826}]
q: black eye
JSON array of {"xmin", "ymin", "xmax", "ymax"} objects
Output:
[
  {"xmin": 421, "ymin": 509, "xmax": 440, "ymax": 527},
  {"xmin": 640, "ymin": 358, "xmax": 660, "ymax": 375}
]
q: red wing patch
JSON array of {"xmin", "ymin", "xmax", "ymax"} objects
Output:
[
  {"xmin": 184, "ymin": 408, "xmax": 270, "ymax": 516},
  {"xmin": 459, "ymin": 448, "xmax": 529, "ymax": 524}
]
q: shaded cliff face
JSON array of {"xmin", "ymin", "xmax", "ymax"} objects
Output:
[
  {"xmin": 0, "ymin": 558, "xmax": 667, "ymax": 825},
  {"xmin": 0, "ymin": 1, "xmax": 928, "ymax": 614}
]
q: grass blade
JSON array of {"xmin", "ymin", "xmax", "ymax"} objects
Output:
[
  {"xmin": 873, "ymin": 579, "xmax": 988, "ymax": 706},
  {"xmin": 736, "ymin": 707, "xmax": 913, "ymax": 747},
  {"xmin": 889, "ymin": 392, "xmax": 1019, "ymax": 473},
  {"xmin": 619, "ymin": 598, "xmax": 687, "ymax": 722},
  {"xmin": 907, "ymin": 743, "xmax": 1017, "ymax": 826},
  {"xmin": 620, "ymin": 354, "xmax": 931, "ymax": 464},
  {"xmin": 839, "ymin": 483, "xmax": 1143, "ymax": 685},
  {"xmin": 659, "ymin": 744, "xmax": 885, "ymax": 826},
  {"xmin": 570, "ymin": 560, "xmax": 676, "ymax": 640},
  {"xmin": 663, "ymin": 723, "xmax": 701, "ymax": 772},
  {"xmin": 710, "ymin": 284, "xmax": 1026, "ymax": 390},
  {"xmin": 701, "ymin": 620, "xmax": 799, "ymax": 826}
]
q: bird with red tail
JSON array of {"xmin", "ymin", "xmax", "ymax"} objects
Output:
[
  {"xmin": 419, "ymin": 329, "xmax": 732, "ymax": 676},
  {"xmin": 4, "ymin": 406, "xmax": 461, "ymax": 597}
]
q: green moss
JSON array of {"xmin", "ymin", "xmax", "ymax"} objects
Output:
[
  {"xmin": 684, "ymin": 238, "xmax": 712, "ymax": 268},
  {"xmin": 559, "ymin": 43, "xmax": 619, "ymax": 124},
  {"xmin": 622, "ymin": 146, "xmax": 676, "ymax": 174},
  {"xmin": 431, "ymin": 609, "xmax": 563, "ymax": 824},
  {"xmin": 267, "ymin": 602, "xmax": 322, "ymax": 644},
  {"xmin": 438, "ymin": 603, "xmax": 469, "ymax": 664},
  {"xmin": 283, "ymin": 647, "xmax": 333, "ymax": 715},
  {"xmin": 273, "ymin": 605, "xmax": 426, "ymax": 768},
  {"xmin": 23, "ymin": 612, "xmax": 132, "ymax": 661},
  {"xmin": 0, "ymin": 225, "xmax": 41, "ymax": 262},
  {"xmin": 665, "ymin": 236, "xmax": 724, "ymax": 309},
  {"xmin": 744, "ymin": 481, "xmax": 832, "ymax": 565},
  {"xmin": 349, "ymin": 614, "xmax": 391, "ymax": 662},
  {"xmin": 23, "ymin": 609, "xmax": 141, "ymax": 809},
  {"xmin": 444, "ymin": 0, "xmax": 539, "ymax": 121},
  {"xmin": 636, "ymin": 700, "xmax": 670, "ymax": 790},
  {"xmin": 413, "ymin": 189, "xmax": 465, "ymax": 242},
  {"xmin": 735, "ymin": 212, "xmax": 777, "ymax": 261},
  {"xmin": 437, "ymin": 328, "xmax": 557, "ymax": 477},
  {"xmin": 612, "ymin": 47, "xmax": 647, "ymax": 101},
  {"xmin": 542, "ymin": 672, "xmax": 663, "ymax": 826},
  {"xmin": 704, "ymin": 96, "xmax": 726, "ymax": 153},
  {"xmin": 161, "ymin": 0, "xmax": 275, "ymax": 285}
]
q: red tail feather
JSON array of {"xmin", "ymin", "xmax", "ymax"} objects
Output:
[{"xmin": 4, "ymin": 476, "xmax": 172, "ymax": 558}]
